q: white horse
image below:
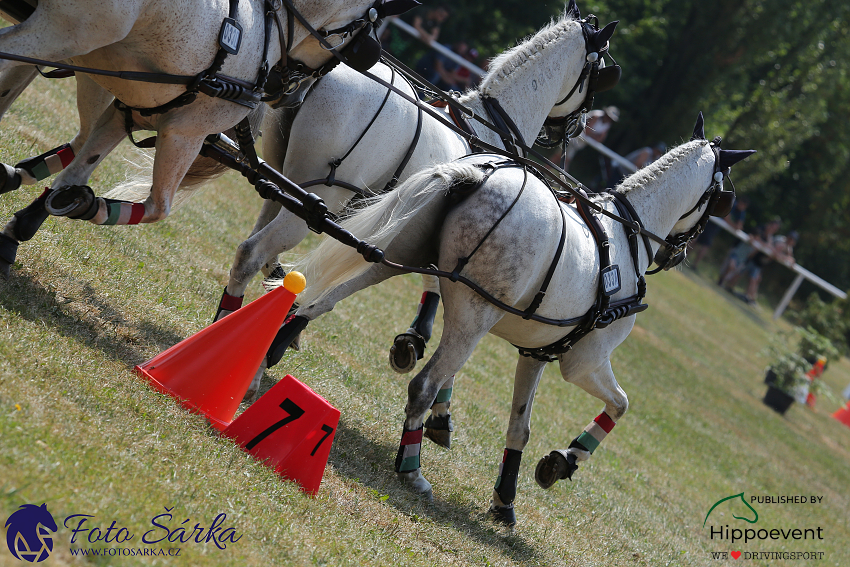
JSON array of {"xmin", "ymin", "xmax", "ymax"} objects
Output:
[
  {"xmin": 223, "ymin": 4, "xmax": 619, "ymax": 401},
  {"xmin": 270, "ymin": 114, "xmax": 755, "ymax": 525},
  {"xmin": 0, "ymin": 0, "xmax": 392, "ymax": 275}
]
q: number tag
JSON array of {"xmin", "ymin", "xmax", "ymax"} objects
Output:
[
  {"xmin": 601, "ymin": 265, "xmax": 621, "ymax": 296},
  {"xmin": 219, "ymin": 18, "xmax": 243, "ymax": 54},
  {"xmin": 222, "ymin": 375, "xmax": 340, "ymax": 495}
]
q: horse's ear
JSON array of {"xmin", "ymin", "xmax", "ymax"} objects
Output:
[
  {"xmin": 589, "ymin": 21, "xmax": 618, "ymax": 53},
  {"xmin": 691, "ymin": 112, "xmax": 705, "ymax": 141},
  {"xmin": 567, "ymin": 0, "xmax": 580, "ymax": 19},
  {"xmin": 719, "ymin": 149, "xmax": 757, "ymax": 169}
]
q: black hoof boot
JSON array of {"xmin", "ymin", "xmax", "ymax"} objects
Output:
[
  {"xmin": 488, "ymin": 503, "xmax": 516, "ymax": 527},
  {"xmin": 0, "ymin": 163, "xmax": 22, "ymax": 195},
  {"xmin": 389, "ymin": 331, "xmax": 426, "ymax": 374},
  {"xmin": 423, "ymin": 413, "xmax": 454, "ymax": 449},
  {"xmin": 266, "ymin": 315, "xmax": 309, "ymax": 368},
  {"xmin": 11, "ymin": 189, "xmax": 53, "ymax": 243},
  {"xmin": 45, "ymin": 185, "xmax": 99, "ymax": 219},
  {"xmin": 534, "ymin": 450, "xmax": 578, "ymax": 489},
  {"xmin": 0, "ymin": 233, "xmax": 18, "ymax": 279}
]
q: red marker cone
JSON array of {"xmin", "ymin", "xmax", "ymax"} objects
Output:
[
  {"xmin": 833, "ymin": 402, "xmax": 850, "ymax": 428},
  {"xmin": 135, "ymin": 273, "xmax": 307, "ymax": 430},
  {"xmin": 222, "ymin": 374, "xmax": 340, "ymax": 495}
]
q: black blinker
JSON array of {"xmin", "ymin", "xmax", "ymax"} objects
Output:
[
  {"xmin": 340, "ymin": 23, "xmax": 381, "ymax": 72},
  {"xmin": 718, "ymin": 149, "xmax": 757, "ymax": 170},
  {"xmin": 593, "ymin": 65, "xmax": 621, "ymax": 93},
  {"xmin": 711, "ymin": 190, "xmax": 735, "ymax": 218}
]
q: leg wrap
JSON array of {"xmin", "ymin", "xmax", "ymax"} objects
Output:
[
  {"xmin": 433, "ymin": 386, "xmax": 452, "ymax": 406},
  {"xmin": 494, "ymin": 448, "xmax": 523, "ymax": 506},
  {"xmin": 395, "ymin": 425, "xmax": 423, "ymax": 473},
  {"xmin": 0, "ymin": 233, "xmax": 18, "ymax": 274},
  {"xmin": 15, "ymin": 143, "xmax": 74, "ymax": 182},
  {"xmin": 0, "ymin": 162, "xmax": 22, "ymax": 195},
  {"xmin": 214, "ymin": 287, "xmax": 244, "ymax": 322},
  {"xmin": 97, "ymin": 199, "xmax": 146, "ymax": 225},
  {"xmin": 12, "ymin": 188, "xmax": 52, "ymax": 242},
  {"xmin": 266, "ymin": 315, "xmax": 309, "ymax": 368},
  {"xmin": 411, "ymin": 291, "xmax": 440, "ymax": 342},
  {"xmin": 571, "ymin": 412, "xmax": 616, "ymax": 455}
]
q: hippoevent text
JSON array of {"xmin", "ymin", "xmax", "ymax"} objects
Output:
[
  {"xmin": 710, "ymin": 526, "xmax": 824, "ymax": 544},
  {"xmin": 63, "ymin": 507, "xmax": 242, "ymax": 550}
]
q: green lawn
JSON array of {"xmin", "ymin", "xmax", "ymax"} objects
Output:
[{"xmin": 1, "ymin": 58, "xmax": 849, "ymax": 567}]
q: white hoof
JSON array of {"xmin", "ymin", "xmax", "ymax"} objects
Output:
[{"xmin": 397, "ymin": 470, "xmax": 433, "ymax": 500}]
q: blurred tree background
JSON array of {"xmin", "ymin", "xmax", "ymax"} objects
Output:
[{"xmin": 392, "ymin": 0, "xmax": 850, "ymax": 304}]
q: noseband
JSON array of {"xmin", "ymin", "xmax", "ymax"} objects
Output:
[{"xmin": 648, "ymin": 137, "xmax": 736, "ymax": 274}]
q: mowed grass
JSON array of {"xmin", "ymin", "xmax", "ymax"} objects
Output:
[{"xmin": 2, "ymin": 56, "xmax": 850, "ymax": 567}]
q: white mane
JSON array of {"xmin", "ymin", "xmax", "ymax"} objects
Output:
[
  {"xmin": 613, "ymin": 140, "xmax": 709, "ymax": 196},
  {"xmin": 479, "ymin": 12, "xmax": 580, "ymax": 97}
]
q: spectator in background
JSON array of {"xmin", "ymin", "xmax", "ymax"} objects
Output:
[
  {"xmin": 453, "ymin": 43, "xmax": 480, "ymax": 90},
  {"xmin": 689, "ymin": 195, "xmax": 749, "ymax": 271},
  {"xmin": 562, "ymin": 106, "xmax": 619, "ymax": 171},
  {"xmin": 382, "ymin": 5, "xmax": 449, "ymax": 62},
  {"xmin": 415, "ymin": 45, "xmax": 460, "ymax": 91},
  {"xmin": 412, "ymin": 5, "xmax": 449, "ymax": 45},
  {"xmin": 741, "ymin": 230, "xmax": 797, "ymax": 305},
  {"xmin": 611, "ymin": 142, "xmax": 667, "ymax": 184}
]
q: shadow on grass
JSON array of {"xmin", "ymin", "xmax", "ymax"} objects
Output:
[
  {"xmin": 325, "ymin": 417, "xmax": 545, "ymax": 564},
  {"xmin": 0, "ymin": 269, "xmax": 186, "ymax": 367}
]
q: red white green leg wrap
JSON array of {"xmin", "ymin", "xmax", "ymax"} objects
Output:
[
  {"xmin": 94, "ymin": 199, "xmax": 146, "ymax": 225},
  {"xmin": 15, "ymin": 143, "xmax": 75, "ymax": 183},
  {"xmin": 434, "ymin": 386, "xmax": 452, "ymax": 406},
  {"xmin": 215, "ymin": 288, "xmax": 244, "ymax": 321},
  {"xmin": 395, "ymin": 425, "xmax": 423, "ymax": 473},
  {"xmin": 569, "ymin": 412, "xmax": 616, "ymax": 461},
  {"xmin": 494, "ymin": 448, "xmax": 523, "ymax": 506}
]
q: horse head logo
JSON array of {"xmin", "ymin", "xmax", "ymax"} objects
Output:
[
  {"xmin": 703, "ymin": 492, "xmax": 759, "ymax": 527},
  {"xmin": 4, "ymin": 504, "xmax": 57, "ymax": 563}
]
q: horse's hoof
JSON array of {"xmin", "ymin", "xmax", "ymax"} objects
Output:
[
  {"xmin": 242, "ymin": 360, "xmax": 266, "ymax": 404},
  {"xmin": 45, "ymin": 185, "xmax": 98, "ymax": 219},
  {"xmin": 0, "ymin": 163, "xmax": 22, "ymax": 195},
  {"xmin": 534, "ymin": 450, "xmax": 578, "ymax": 489},
  {"xmin": 397, "ymin": 470, "xmax": 433, "ymax": 501},
  {"xmin": 423, "ymin": 413, "xmax": 454, "ymax": 449},
  {"xmin": 266, "ymin": 315, "xmax": 309, "ymax": 368},
  {"xmin": 488, "ymin": 503, "xmax": 517, "ymax": 527},
  {"xmin": 389, "ymin": 331, "xmax": 425, "ymax": 374},
  {"xmin": 0, "ymin": 234, "xmax": 19, "ymax": 279}
]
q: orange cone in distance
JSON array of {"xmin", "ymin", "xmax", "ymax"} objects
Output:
[
  {"xmin": 222, "ymin": 374, "xmax": 340, "ymax": 496},
  {"xmin": 833, "ymin": 402, "xmax": 850, "ymax": 428},
  {"xmin": 135, "ymin": 272, "xmax": 307, "ymax": 430}
]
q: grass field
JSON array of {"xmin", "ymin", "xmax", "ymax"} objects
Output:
[{"xmin": 2, "ymin": 57, "xmax": 850, "ymax": 566}]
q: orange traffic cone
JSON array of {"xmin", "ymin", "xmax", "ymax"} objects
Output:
[
  {"xmin": 833, "ymin": 402, "xmax": 850, "ymax": 428},
  {"xmin": 222, "ymin": 374, "xmax": 340, "ymax": 496},
  {"xmin": 135, "ymin": 272, "xmax": 307, "ymax": 430}
]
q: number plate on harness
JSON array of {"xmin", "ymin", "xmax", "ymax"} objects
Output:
[
  {"xmin": 219, "ymin": 18, "xmax": 243, "ymax": 55},
  {"xmin": 601, "ymin": 265, "xmax": 621, "ymax": 296}
]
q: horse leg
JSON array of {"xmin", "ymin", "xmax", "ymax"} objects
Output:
[
  {"xmin": 2, "ymin": 74, "xmax": 115, "ymax": 195},
  {"xmin": 423, "ymin": 373, "xmax": 454, "ymax": 448},
  {"xmin": 389, "ymin": 274, "xmax": 441, "ymax": 373},
  {"xmin": 0, "ymin": 102, "xmax": 126, "ymax": 277},
  {"xmin": 489, "ymin": 354, "xmax": 548, "ymax": 526},
  {"xmin": 396, "ymin": 286, "xmax": 503, "ymax": 499},
  {"xmin": 534, "ymin": 358, "xmax": 627, "ymax": 489},
  {"xmin": 0, "ymin": 65, "xmax": 37, "ymax": 121}
]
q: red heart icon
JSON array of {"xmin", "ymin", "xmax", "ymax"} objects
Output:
[{"xmin": 731, "ymin": 551, "xmax": 742, "ymax": 560}]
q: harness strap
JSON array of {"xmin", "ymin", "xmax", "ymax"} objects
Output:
[{"xmin": 383, "ymin": 104, "xmax": 423, "ymax": 192}]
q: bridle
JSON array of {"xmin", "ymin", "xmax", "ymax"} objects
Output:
[
  {"xmin": 535, "ymin": 14, "xmax": 622, "ymax": 150},
  {"xmin": 647, "ymin": 136, "xmax": 738, "ymax": 274}
]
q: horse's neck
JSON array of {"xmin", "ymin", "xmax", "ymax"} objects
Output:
[
  {"xmin": 287, "ymin": 0, "xmax": 374, "ymax": 68},
  {"xmin": 616, "ymin": 143, "xmax": 715, "ymax": 245},
  {"xmin": 471, "ymin": 28, "xmax": 586, "ymax": 144}
]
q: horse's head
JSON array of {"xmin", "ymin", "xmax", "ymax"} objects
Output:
[
  {"xmin": 537, "ymin": 0, "xmax": 620, "ymax": 148},
  {"xmin": 653, "ymin": 112, "xmax": 756, "ymax": 271}
]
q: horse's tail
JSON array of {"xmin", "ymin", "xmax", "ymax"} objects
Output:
[
  {"xmin": 104, "ymin": 105, "xmax": 267, "ymax": 203},
  {"xmin": 294, "ymin": 161, "xmax": 486, "ymax": 307}
]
